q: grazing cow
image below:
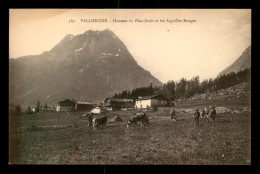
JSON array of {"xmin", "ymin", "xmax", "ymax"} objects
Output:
[
  {"xmin": 193, "ymin": 109, "xmax": 200, "ymax": 125},
  {"xmin": 208, "ymin": 106, "xmax": 217, "ymax": 123},
  {"xmin": 127, "ymin": 113, "xmax": 149, "ymax": 128},
  {"xmin": 93, "ymin": 116, "xmax": 107, "ymax": 128}
]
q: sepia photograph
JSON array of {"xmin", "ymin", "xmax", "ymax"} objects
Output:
[{"xmin": 9, "ymin": 9, "xmax": 251, "ymax": 165}]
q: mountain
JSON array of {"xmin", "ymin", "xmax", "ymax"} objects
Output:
[
  {"xmin": 9, "ymin": 29, "xmax": 162, "ymax": 108},
  {"xmin": 218, "ymin": 45, "xmax": 251, "ymax": 77}
]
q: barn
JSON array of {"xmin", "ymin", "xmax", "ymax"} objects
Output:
[
  {"xmin": 75, "ymin": 101, "xmax": 93, "ymax": 111},
  {"xmin": 56, "ymin": 99, "xmax": 75, "ymax": 112},
  {"xmin": 104, "ymin": 97, "xmax": 134, "ymax": 111},
  {"xmin": 135, "ymin": 94, "xmax": 168, "ymax": 109}
]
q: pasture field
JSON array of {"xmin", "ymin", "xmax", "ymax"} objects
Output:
[{"xmin": 9, "ymin": 96, "xmax": 251, "ymax": 165}]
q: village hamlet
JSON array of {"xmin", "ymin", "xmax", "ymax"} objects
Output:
[
  {"xmin": 9, "ymin": 9, "xmax": 251, "ymax": 165},
  {"xmin": 9, "ymin": 78, "xmax": 251, "ymax": 165}
]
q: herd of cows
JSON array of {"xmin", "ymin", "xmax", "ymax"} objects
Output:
[{"xmin": 85, "ymin": 106, "xmax": 217, "ymax": 129}]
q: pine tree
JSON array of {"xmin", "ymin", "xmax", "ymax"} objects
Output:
[
  {"xmin": 36, "ymin": 101, "xmax": 41, "ymax": 113},
  {"xmin": 44, "ymin": 102, "xmax": 48, "ymax": 110},
  {"xmin": 25, "ymin": 106, "xmax": 33, "ymax": 115},
  {"xmin": 14, "ymin": 105, "xmax": 22, "ymax": 116}
]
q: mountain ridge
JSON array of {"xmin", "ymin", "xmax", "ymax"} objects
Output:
[
  {"xmin": 9, "ymin": 29, "xmax": 162, "ymax": 108},
  {"xmin": 218, "ymin": 45, "xmax": 251, "ymax": 77}
]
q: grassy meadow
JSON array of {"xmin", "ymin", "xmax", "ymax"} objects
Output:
[{"xmin": 9, "ymin": 95, "xmax": 251, "ymax": 165}]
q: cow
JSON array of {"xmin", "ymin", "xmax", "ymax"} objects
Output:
[
  {"xmin": 193, "ymin": 109, "xmax": 200, "ymax": 125},
  {"xmin": 208, "ymin": 106, "xmax": 217, "ymax": 123},
  {"xmin": 127, "ymin": 113, "xmax": 149, "ymax": 128},
  {"xmin": 92, "ymin": 116, "xmax": 107, "ymax": 129}
]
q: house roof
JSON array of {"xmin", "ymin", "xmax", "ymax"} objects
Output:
[
  {"xmin": 57, "ymin": 99, "xmax": 75, "ymax": 106},
  {"xmin": 136, "ymin": 94, "xmax": 168, "ymax": 101},
  {"xmin": 104, "ymin": 97, "xmax": 133, "ymax": 103},
  {"xmin": 76, "ymin": 101, "xmax": 92, "ymax": 105},
  {"xmin": 58, "ymin": 99, "xmax": 92, "ymax": 105}
]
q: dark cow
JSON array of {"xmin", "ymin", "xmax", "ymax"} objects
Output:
[
  {"xmin": 93, "ymin": 116, "xmax": 107, "ymax": 128},
  {"xmin": 193, "ymin": 109, "xmax": 200, "ymax": 125},
  {"xmin": 208, "ymin": 106, "xmax": 217, "ymax": 123},
  {"xmin": 127, "ymin": 113, "xmax": 149, "ymax": 128}
]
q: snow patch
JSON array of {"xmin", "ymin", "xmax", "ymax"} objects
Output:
[
  {"xmin": 115, "ymin": 53, "xmax": 119, "ymax": 56},
  {"xmin": 101, "ymin": 53, "xmax": 107, "ymax": 55},
  {"xmin": 108, "ymin": 53, "xmax": 112, "ymax": 56},
  {"xmin": 118, "ymin": 49, "xmax": 121, "ymax": 52}
]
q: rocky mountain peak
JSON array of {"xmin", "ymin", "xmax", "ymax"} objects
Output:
[{"xmin": 9, "ymin": 29, "xmax": 162, "ymax": 107}]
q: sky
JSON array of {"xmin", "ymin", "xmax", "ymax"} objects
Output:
[{"xmin": 9, "ymin": 9, "xmax": 251, "ymax": 83}]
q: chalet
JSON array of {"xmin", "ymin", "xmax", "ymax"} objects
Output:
[
  {"xmin": 56, "ymin": 99, "xmax": 94, "ymax": 112},
  {"xmin": 75, "ymin": 101, "xmax": 93, "ymax": 111},
  {"xmin": 104, "ymin": 97, "xmax": 134, "ymax": 111},
  {"xmin": 56, "ymin": 99, "xmax": 75, "ymax": 112},
  {"xmin": 135, "ymin": 94, "xmax": 168, "ymax": 109}
]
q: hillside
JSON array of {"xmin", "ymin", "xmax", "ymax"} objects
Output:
[
  {"xmin": 218, "ymin": 45, "xmax": 251, "ymax": 77},
  {"xmin": 9, "ymin": 29, "xmax": 162, "ymax": 108}
]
